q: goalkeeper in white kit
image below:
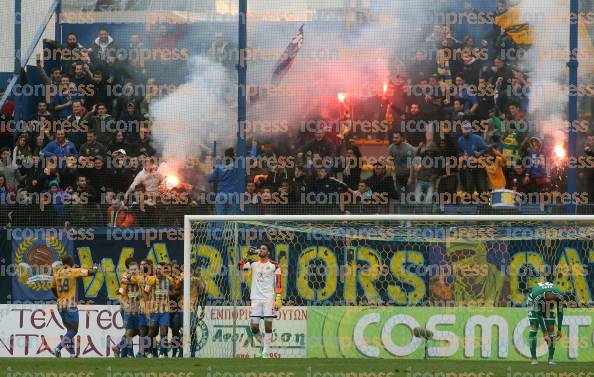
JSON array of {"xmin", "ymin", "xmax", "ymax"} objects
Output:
[{"xmin": 238, "ymin": 243, "xmax": 283, "ymax": 358}]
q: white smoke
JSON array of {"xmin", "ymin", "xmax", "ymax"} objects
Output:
[
  {"xmin": 518, "ymin": 0, "xmax": 577, "ymax": 143},
  {"xmin": 149, "ymin": 0, "xmax": 447, "ymax": 176},
  {"xmin": 149, "ymin": 56, "xmax": 237, "ymax": 174}
]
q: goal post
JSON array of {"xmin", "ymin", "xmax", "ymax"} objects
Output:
[{"xmin": 182, "ymin": 214, "xmax": 594, "ymax": 358}]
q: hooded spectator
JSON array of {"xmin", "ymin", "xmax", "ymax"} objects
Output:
[
  {"xmin": 90, "ymin": 28, "xmax": 121, "ymax": 75},
  {"xmin": 118, "ymin": 102, "xmax": 144, "ymax": 144}
]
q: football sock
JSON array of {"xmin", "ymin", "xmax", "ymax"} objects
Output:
[
  {"xmin": 529, "ymin": 330, "xmax": 537, "ymax": 359},
  {"xmin": 171, "ymin": 335, "xmax": 180, "ymax": 357},
  {"xmin": 125, "ymin": 338, "xmax": 134, "ymax": 357},
  {"xmin": 548, "ymin": 339, "xmax": 555, "ymax": 360},
  {"xmin": 263, "ymin": 332, "xmax": 272, "ymax": 353},
  {"xmin": 252, "ymin": 329, "xmax": 263, "ymax": 346},
  {"xmin": 118, "ymin": 337, "xmax": 127, "ymax": 357},
  {"xmin": 159, "ymin": 337, "xmax": 168, "ymax": 356},
  {"xmin": 64, "ymin": 329, "xmax": 77, "ymax": 355}
]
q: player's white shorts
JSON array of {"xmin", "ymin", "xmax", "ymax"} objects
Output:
[{"xmin": 250, "ymin": 299, "xmax": 275, "ymax": 319}]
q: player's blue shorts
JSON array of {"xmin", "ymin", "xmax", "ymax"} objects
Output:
[
  {"xmin": 139, "ymin": 313, "xmax": 148, "ymax": 328},
  {"xmin": 149, "ymin": 312, "xmax": 170, "ymax": 328},
  {"xmin": 123, "ymin": 313, "xmax": 142, "ymax": 330},
  {"xmin": 59, "ymin": 308, "xmax": 79, "ymax": 325},
  {"xmin": 170, "ymin": 311, "xmax": 183, "ymax": 328}
]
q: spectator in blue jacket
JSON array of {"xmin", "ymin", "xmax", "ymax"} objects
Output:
[
  {"xmin": 208, "ymin": 147, "xmax": 241, "ymax": 215},
  {"xmin": 458, "ymin": 122, "xmax": 488, "ymax": 194},
  {"xmin": 41, "ymin": 128, "xmax": 78, "ymax": 161}
]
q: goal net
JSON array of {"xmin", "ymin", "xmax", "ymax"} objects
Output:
[{"xmin": 182, "ymin": 215, "xmax": 594, "ymax": 358}]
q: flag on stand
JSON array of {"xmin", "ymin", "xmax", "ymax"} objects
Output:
[{"xmin": 272, "ymin": 25, "xmax": 304, "ymax": 84}]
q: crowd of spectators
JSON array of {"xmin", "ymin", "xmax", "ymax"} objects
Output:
[
  {"xmin": 0, "ymin": 0, "xmax": 593, "ymax": 226},
  {"xmin": 236, "ymin": 1, "xmax": 594, "ymax": 215}
]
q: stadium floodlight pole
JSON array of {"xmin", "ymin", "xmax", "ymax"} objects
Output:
[
  {"xmin": 55, "ymin": 0, "xmax": 62, "ymax": 45},
  {"xmin": 567, "ymin": 0, "xmax": 579, "ymax": 215},
  {"xmin": 236, "ymin": 0, "xmax": 248, "ymax": 195},
  {"xmin": 0, "ymin": 0, "xmax": 62, "ymax": 111},
  {"xmin": 13, "ymin": 0, "xmax": 22, "ymax": 134}
]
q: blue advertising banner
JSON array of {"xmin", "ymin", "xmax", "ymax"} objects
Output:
[{"xmin": 5, "ymin": 227, "xmax": 594, "ymax": 307}]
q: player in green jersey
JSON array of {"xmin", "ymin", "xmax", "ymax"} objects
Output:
[{"xmin": 527, "ymin": 281, "xmax": 564, "ymax": 365}]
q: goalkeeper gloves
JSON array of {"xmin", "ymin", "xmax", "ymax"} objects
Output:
[{"xmin": 274, "ymin": 294, "xmax": 282, "ymax": 311}]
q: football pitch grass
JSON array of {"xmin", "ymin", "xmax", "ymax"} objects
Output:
[{"xmin": 3, "ymin": 359, "xmax": 594, "ymax": 377}]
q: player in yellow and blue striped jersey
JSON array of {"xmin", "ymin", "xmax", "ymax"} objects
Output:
[
  {"xmin": 51, "ymin": 255, "xmax": 97, "ymax": 358},
  {"xmin": 145, "ymin": 262, "xmax": 174, "ymax": 357}
]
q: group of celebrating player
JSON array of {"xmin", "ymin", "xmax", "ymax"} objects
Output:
[
  {"xmin": 50, "ymin": 254, "xmax": 207, "ymax": 358},
  {"xmin": 50, "ymin": 243, "xmax": 283, "ymax": 359},
  {"xmin": 112, "ymin": 258, "xmax": 207, "ymax": 358}
]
